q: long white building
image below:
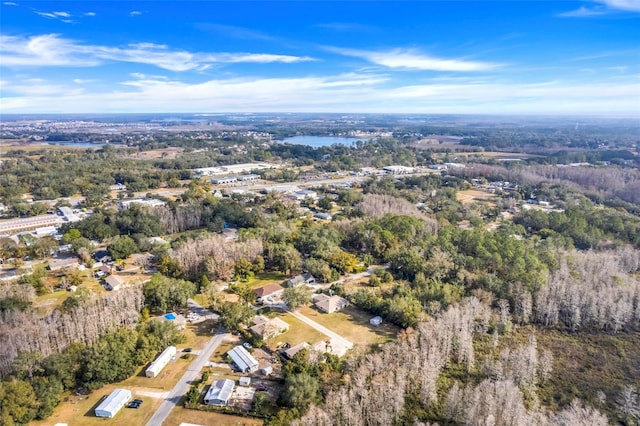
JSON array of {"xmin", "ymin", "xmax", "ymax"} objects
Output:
[
  {"xmin": 94, "ymin": 388, "xmax": 131, "ymax": 418},
  {"xmin": 227, "ymin": 345, "xmax": 259, "ymax": 373},
  {"xmin": 145, "ymin": 346, "xmax": 177, "ymax": 378}
]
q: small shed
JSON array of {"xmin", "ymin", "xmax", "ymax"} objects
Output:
[
  {"xmin": 94, "ymin": 388, "xmax": 131, "ymax": 418},
  {"xmin": 370, "ymin": 316, "xmax": 383, "ymax": 327},
  {"xmin": 261, "ymin": 365, "xmax": 273, "ymax": 376},
  {"xmin": 239, "ymin": 376, "xmax": 251, "ymax": 386}
]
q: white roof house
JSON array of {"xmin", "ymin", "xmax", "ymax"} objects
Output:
[
  {"xmin": 227, "ymin": 345, "xmax": 259, "ymax": 373},
  {"xmin": 145, "ymin": 346, "xmax": 177, "ymax": 378},
  {"xmin": 94, "ymin": 388, "xmax": 131, "ymax": 418},
  {"xmin": 204, "ymin": 379, "xmax": 235, "ymax": 406}
]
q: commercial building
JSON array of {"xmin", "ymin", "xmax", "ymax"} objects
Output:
[{"xmin": 94, "ymin": 388, "xmax": 132, "ymax": 418}]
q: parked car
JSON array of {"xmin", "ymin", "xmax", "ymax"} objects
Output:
[
  {"xmin": 183, "ymin": 348, "xmax": 192, "ymax": 353},
  {"xmin": 243, "ymin": 342, "xmax": 253, "ymax": 349}
]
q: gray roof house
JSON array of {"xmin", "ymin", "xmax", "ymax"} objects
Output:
[
  {"xmin": 204, "ymin": 379, "xmax": 235, "ymax": 406},
  {"xmin": 227, "ymin": 345, "xmax": 259, "ymax": 373},
  {"xmin": 286, "ymin": 273, "xmax": 316, "ymax": 288}
]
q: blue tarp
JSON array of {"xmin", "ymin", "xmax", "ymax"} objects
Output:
[{"xmin": 164, "ymin": 313, "xmax": 176, "ymax": 320}]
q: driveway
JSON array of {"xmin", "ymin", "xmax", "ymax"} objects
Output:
[{"xmin": 273, "ymin": 302, "xmax": 354, "ymax": 354}]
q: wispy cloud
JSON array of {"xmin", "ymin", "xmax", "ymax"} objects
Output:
[
  {"xmin": 129, "ymin": 11, "xmax": 142, "ymax": 16},
  {"xmin": 326, "ymin": 47, "xmax": 500, "ymax": 72},
  {"xmin": 3, "ymin": 2, "xmax": 18, "ymax": 6},
  {"xmin": 195, "ymin": 23, "xmax": 274, "ymax": 41},
  {"xmin": 558, "ymin": 0, "xmax": 640, "ymax": 17},
  {"xmin": 34, "ymin": 10, "xmax": 74, "ymax": 23},
  {"xmin": 316, "ymin": 22, "xmax": 374, "ymax": 32},
  {"xmin": 557, "ymin": 6, "xmax": 606, "ymax": 17},
  {"xmin": 597, "ymin": 0, "xmax": 640, "ymax": 11},
  {"xmin": 2, "ymin": 74, "xmax": 638, "ymax": 116},
  {"xmin": 0, "ymin": 34, "xmax": 315, "ymax": 71},
  {"xmin": 84, "ymin": 12, "xmax": 96, "ymax": 17}
]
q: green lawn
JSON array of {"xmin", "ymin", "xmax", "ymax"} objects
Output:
[
  {"xmin": 242, "ymin": 271, "xmax": 287, "ymax": 289},
  {"xmin": 297, "ymin": 305, "xmax": 399, "ymax": 345},
  {"xmin": 265, "ymin": 311, "xmax": 326, "ymax": 350},
  {"xmin": 31, "ymin": 384, "xmax": 163, "ymax": 426}
]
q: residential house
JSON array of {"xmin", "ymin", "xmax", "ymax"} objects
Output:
[
  {"xmin": 249, "ymin": 315, "xmax": 290, "ymax": 339},
  {"xmin": 94, "ymin": 388, "xmax": 131, "ymax": 418},
  {"xmin": 313, "ymin": 294, "xmax": 349, "ymax": 314},
  {"xmin": 227, "ymin": 346, "xmax": 259, "ymax": 373},
  {"xmin": 48, "ymin": 256, "xmax": 80, "ymax": 272},
  {"xmin": 283, "ymin": 342, "xmax": 310, "ymax": 360},
  {"xmin": 145, "ymin": 346, "xmax": 177, "ymax": 378},
  {"xmin": 204, "ymin": 379, "xmax": 235, "ymax": 406},
  {"xmin": 105, "ymin": 275, "xmax": 125, "ymax": 291},
  {"xmin": 285, "ymin": 273, "xmax": 316, "ymax": 288},
  {"xmin": 254, "ymin": 283, "xmax": 284, "ymax": 303},
  {"xmin": 313, "ymin": 212, "xmax": 332, "ymax": 221}
]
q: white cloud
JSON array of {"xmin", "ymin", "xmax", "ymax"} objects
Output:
[
  {"xmin": 597, "ymin": 0, "xmax": 640, "ymax": 11},
  {"xmin": 3, "ymin": 2, "xmax": 18, "ymax": 6},
  {"xmin": 0, "ymin": 34, "xmax": 315, "ymax": 71},
  {"xmin": 559, "ymin": 0, "xmax": 640, "ymax": 16},
  {"xmin": 557, "ymin": 6, "xmax": 606, "ymax": 17},
  {"xmin": 84, "ymin": 12, "xmax": 96, "ymax": 17},
  {"xmin": 1, "ymin": 74, "xmax": 637, "ymax": 116},
  {"xmin": 326, "ymin": 47, "xmax": 499, "ymax": 71},
  {"xmin": 129, "ymin": 11, "xmax": 142, "ymax": 16}
]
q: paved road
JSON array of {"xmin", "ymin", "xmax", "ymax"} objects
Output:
[{"xmin": 145, "ymin": 331, "xmax": 227, "ymax": 426}]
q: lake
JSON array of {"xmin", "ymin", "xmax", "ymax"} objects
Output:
[
  {"xmin": 280, "ymin": 136, "xmax": 362, "ymax": 148},
  {"xmin": 46, "ymin": 142, "xmax": 114, "ymax": 147}
]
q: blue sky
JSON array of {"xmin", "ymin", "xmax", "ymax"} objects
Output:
[{"xmin": 1, "ymin": 1, "xmax": 639, "ymax": 115}]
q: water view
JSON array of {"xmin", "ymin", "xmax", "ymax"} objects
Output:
[{"xmin": 281, "ymin": 135, "xmax": 362, "ymax": 148}]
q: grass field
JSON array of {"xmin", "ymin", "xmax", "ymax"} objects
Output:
[
  {"xmin": 165, "ymin": 406, "xmax": 263, "ymax": 426},
  {"xmin": 31, "ymin": 384, "xmax": 163, "ymax": 426},
  {"xmin": 182, "ymin": 319, "xmax": 219, "ymax": 349},
  {"xmin": 243, "ymin": 271, "xmax": 287, "ymax": 289},
  {"xmin": 456, "ymin": 189, "xmax": 498, "ymax": 206},
  {"xmin": 297, "ymin": 305, "xmax": 399, "ymax": 345},
  {"xmin": 265, "ymin": 311, "xmax": 326, "ymax": 350},
  {"xmin": 121, "ymin": 355, "xmax": 192, "ymax": 391}
]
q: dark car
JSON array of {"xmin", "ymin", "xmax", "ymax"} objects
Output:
[
  {"xmin": 183, "ymin": 348, "xmax": 192, "ymax": 353},
  {"xmin": 255, "ymin": 385, "xmax": 268, "ymax": 391}
]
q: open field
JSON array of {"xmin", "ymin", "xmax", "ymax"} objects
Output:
[
  {"xmin": 31, "ymin": 384, "xmax": 163, "ymax": 426},
  {"xmin": 243, "ymin": 271, "xmax": 287, "ymax": 289},
  {"xmin": 165, "ymin": 406, "xmax": 263, "ymax": 426},
  {"xmin": 265, "ymin": 310, "xmax": 326, "ymax": 350},
  {"xmin": 120, "ymin": 147, "xmax": 184, "ymax": 160},
  {"xmin": 456, "ymin": 189, "xmax": 498, "ymax": 205},
  {"xmin": 453, "ymin": 151, "xmax": 542, "ymax": 159},
  {"xmin": 121, "ymin": 354, "xmax": 193, "ymax": 391},
  {"xmin": 182, "ymin": 319, "xmax": 219, "ymax": 349},
  {"xmin": 297, "ymin": 305, "xmax": 399, "ymax": 345},
  {"xmin": 0, "ymin": 140, "xmax": 99, "ymax": 154}
]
